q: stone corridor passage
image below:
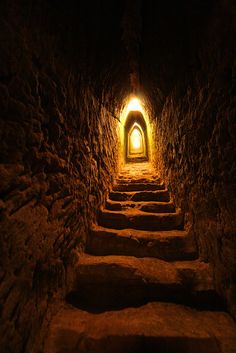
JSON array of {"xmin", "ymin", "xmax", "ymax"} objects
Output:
[{"xmin": 45, "ymin": 163, "xmax": 236, "ymax": 353}]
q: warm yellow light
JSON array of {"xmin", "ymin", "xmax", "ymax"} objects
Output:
[
  {"xmin": 127, "ymin": 98, "xmax": 142, "ymax": 112},
  {"xmin": 119, "ymin": 94, "xmax": 153, "ymax": 163},
  {"xmin": 131, "ymin": 128, "xmax": 142, "ymax": 150}
]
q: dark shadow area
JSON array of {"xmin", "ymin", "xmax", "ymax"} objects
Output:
[
  {"xmin": 54, "ymin": 331, "xmax": 221, "ymax": 353},
  {"xmin": 66, "ymin": 285, "xmax": 225, "ymax": 314}
]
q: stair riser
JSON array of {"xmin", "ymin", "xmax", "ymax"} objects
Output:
[
  {"xmin": 106, "ymin": 201, "xmax": 175, "ymax": 213},
  {"xmin": 140, "ymin": 203, "xmax": 175, "ymax": 213},
  {"xmin": 87, "ymin": 230, "xmax": 197, "ymax": 261},
  {"xmin": 117, "ymin": 178, "xmax": 160, "ymax": 184},
  {"xmin": 98, "ymin": 212, "xmax": 184, "ymax": 230},
  {"xmin": 70, "ymin": 283, "xmax": 220, "ymax": 313},
  {"xmin": 113, "ymin": 183, "xmax": 165, "ymax": 192},
  {"xmin": 109, "ymin": 191, "xmax": 170, "ymax": 202},
  {"xmin": 46, "ymin": 327, "xmax": 223, "ymax": 353}
]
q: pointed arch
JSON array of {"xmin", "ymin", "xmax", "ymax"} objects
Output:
[
  {"xmin": 124, "ymin": 111, "xmax": 149, "ymax": 162},
  {"xmin": 127, "ymin": 123, "xmax": 145, "ymax": 157}
]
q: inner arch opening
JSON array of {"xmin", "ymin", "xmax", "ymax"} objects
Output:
[
  {"xmin": 130, "ymin": 126, "xmax": 143, "ymax": 152},
  {"xmin": 124, "ymin": 111, "xmax": 149, "ymax": 162},
  {"xmin": 128, "ymin": 123, "xmax": 145, "ymax": 157}
]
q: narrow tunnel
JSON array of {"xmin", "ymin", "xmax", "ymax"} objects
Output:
[
  {"xmin": 0, "ymin": 1, "xmax": 235, "ymax": 352},
  {"xmin": 125, "ymin": 113, "xmax": 148, "ymax": 161},
  {"xmin": 122, "ymin": 98, "xmax": 150, "ymax": 162}
]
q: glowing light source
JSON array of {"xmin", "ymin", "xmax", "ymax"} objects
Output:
[
  {"xmin": 119, "ymin": 95, "xmax": 153, "ymax": 163},
  {"xmin": 127, "ymin": 98, "xmax": 142, "ymax": 112},
  {"xmin": 131, "ymin": 128, "xmax": 142, "ymax": 150},
  {"xmin": 129, "ymin": 124, "xmax": 144, "ymax": 156}
]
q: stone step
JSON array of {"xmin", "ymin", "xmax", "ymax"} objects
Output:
[
  {"xmin": 118, "ymin": 173, "xmax": 156, "ymax": 179},
  {"xmin": 44, "ymin": 302, "xmax": 236, "ymax": 353},
  {"xmin": 141, "ymin": 201, "xmax": 175, "ymax": 213},
  {"xmin": 109, "ymin": 189, "xmax": 170, "ymax": 202},
  {"xmin": 118, "ymin": 163, "xmax": 154, "ymax": 176},
  {"xmin": 113, "ymin": 182, "xmax": 165, "ymax": 192},
  {"xmin": 69, "ymin": 254, "xmax": 220, "ymax": 309},
  {"xmin": 116, "ymin": 177, "xmax": 161, "ymax": 184},
  {"xmin": 87, "ymin": 224, "xmax": 197, "ymax": 261},
  {"xmin": 98, "ymin": 209, "xmax": 183, "ymax": 230},
  {"xmin": 117, "ymin": 175, "xmax": 157, "ymax": 182},
  {"xmin": 118, "ymin": 168, "xmax": 154, "ymax": 175},
  {"xmin": 106, "ymin": 200, "xmax": 175, "ymax": 213}
]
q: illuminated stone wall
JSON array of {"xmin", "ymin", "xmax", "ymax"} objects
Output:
[{"xmin": 0, "ymin": 1, "xmax": 125, "ymax": 352}]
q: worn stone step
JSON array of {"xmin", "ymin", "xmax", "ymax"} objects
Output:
[
  {"xmin": 98, "ymin": 209, "xmax": 183, "ymax": 230},
  {"xmin": 109, "ymin": 189, "xmax": 170, "ymax": 202},
  {"xmin": 118, "ymin": 163, "xmax": 155, "ymax": 176},
  {"xmin": 117, "ymin": 175, "xmax": 157, "ymax": 182},
  {"xmin": 70, "ymin": 254, "xmax": 220, "ymax": 309},
  {"xmin": 118, "ymin": 168, "xmax": 153, "ymax": 175},
  {"xmin": 116, "ymin": 177, "xmax": 161, "ymax": 184},
  {"xmin": 87, "ymin": 224, "xmax": 197, "ymax": 260},
  {"xmin": 141, "ymin": 201, "xmax": 176, "ymax": 213},
  {"xmin": 113, "ymin": 182, "xmax": 165, "ymax": 192},
  {"xmin": 106, "ymin": 200, "xmax": 175, "ymax": 213},
  {"xmin": 118, "ymin": 172, "xmax": 156, "ymax": 179},
  {"xmin": 44, "ymin": 302, "xmax": 236, "ymax": 353}
]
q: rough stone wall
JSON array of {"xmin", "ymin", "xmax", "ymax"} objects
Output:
[
  {"xmin": 150, "ymin": 1, "xmax": 236, "ymax": 318},
  {"xmin": 0, "ymin": 2, "xmax": 122, "ymax": 352}
]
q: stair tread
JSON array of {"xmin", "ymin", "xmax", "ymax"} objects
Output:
[
  {"xmin": 77, "ymin": 253, "xmax": 213, "ymax": 292},
  {"xmin": 109, "ymin": 189, "xmax": 170, "ymax": 202},
  {"xmin": 101, "ymin": 208, "xmax": 179, "ymax": 216},
  {"xmin": 110, "ymin": 189, "xmax": 169, "ymax": 196},
  {"xmin": 87, "ymin": 224, "xmax": 196, "ymax": 260},
  {"xmin": 106, "ymin": 199, "xmax": 175, "ymax": 211},
  {"xmin": 117, "ymin": 178, "xmax": 160, "ymax": 184},
  {"xmin": 45, "ymin": 302, "xmax": 236, "ymax": 353},
  {"xmin": 113, "ymin": 182, "xmax": 165, "ymax": 191},
  {"xmin": 91, "ymin": 223, "xmax": 189, "ymax": 238},
  {"xmin": 107, "ymin": 200, "xmax": 174, "ymax": 205},
  {"xmin": 99, "ymin": 208, "xmax": 183, "ymax": 231}
]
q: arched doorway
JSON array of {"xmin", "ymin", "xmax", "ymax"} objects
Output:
[{"xmin": 124, "ymin": 111, "xmax": 149, "ymax": 162}]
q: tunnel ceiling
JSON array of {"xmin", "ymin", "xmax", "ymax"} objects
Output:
[{"xmin": 1, "ymin": 0, "xmax": 232, "ymax": 112}]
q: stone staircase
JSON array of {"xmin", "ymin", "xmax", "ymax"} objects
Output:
[{"xmin": 44, "ymin": 163, "xmax": 236, "ymax": 353}]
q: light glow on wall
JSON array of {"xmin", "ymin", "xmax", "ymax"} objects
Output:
[
  {"xmin": 127, "ymin": 98, "xmax": 142, "ymax": 112},
  {"xmin": 119, "ymin": 95, "xmax": 153, "ymax": 164},
  {"xmin": 120, "ymin": 97, "xmax": 144, "ymax": 123}
]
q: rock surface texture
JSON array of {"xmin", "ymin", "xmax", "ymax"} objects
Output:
[
  {"xmin": 0, "ymin": 1, "xmax": 235, "ymax": 352},
  {"xmin": 44, "ymin": 163, "xmax": 236, "ymax": 353},
  {"xmin": 0, "ymin": 3, "xmax": 123, "ymax": 351}
]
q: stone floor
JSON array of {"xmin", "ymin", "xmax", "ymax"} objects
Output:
[{"xmin": 44, "ymin": 162, "xmax": 236, "ymax": 353}]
